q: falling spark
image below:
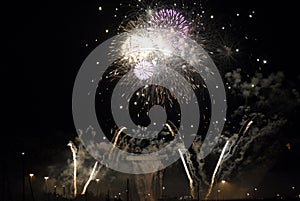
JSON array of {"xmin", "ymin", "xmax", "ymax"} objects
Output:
[
  {"xmin": 243, "ymin": 120, "xmax": 253, "ymax": 135},
  {"xmin": 81, "ymin": 161, "xmax": 99, "ymax": 195},
  {"xmin": 165, "ymin": 123, "xmax": 175, "ymax": 137},
  {"xmin": 67, "ymin": 141, "xmax": 78, "ymax": 197},
  {"xmin": 107, "ymin": 127, "xmax": 127, "ymax": 163},
  {"xmin": 113, "ymin": 127, "xmax": 127, "ymax": 147},
  {"xmin": 178, "ymin": 149, "xmax": 194, "ymax": 198},
  {"xmin": 205, "ymin": 140, "xmax": 229, "ymax": 200}
]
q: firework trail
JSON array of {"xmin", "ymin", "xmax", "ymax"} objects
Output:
[
  {"xmin": 237, "ymin": 116, "xmax": 256, "ymax": 141},
  {"xmin": 243, "ymin": 120, "xmax": 253, "ymax": 135},
  {"xmin": 223, "ymin": 116, "xmax": 256, "ymax": 161},
  {"xmin": 67, "ymin": 141, "xmax": 78, "ymax": 197},
  {"xmin": 205, "ymin": 140, "xmax": 229, "ymax": 200},
  {"xmin": 107, "ymin": 127, "xmax": 127, "ymax": 159},
  {"xmin": 113, "ymin": 127, "xmax": 127, "ymax": 147},
  {"xmin": 81, "ymin": 161, "xmax": 99, "ymax": 195},
  {"xmin": 165, "ymin": 123, "xmax": 175, "ymax": 137},
  {"xmin": 178, "ymin": 149, "xmax": 195, "ymax": 198}
]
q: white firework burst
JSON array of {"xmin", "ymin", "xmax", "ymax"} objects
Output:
[{"xmin": 134, "ymin": 60, "xmax": 155, "ymax": 80}]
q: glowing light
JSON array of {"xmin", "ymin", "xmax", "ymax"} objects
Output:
[
  {"xmin": 205, "ymin": 141, "xmax": 229, "ymax": 200},
  {"xmin": 44, "ymin": 176, "xmax": 49, "ymax": 180},
  {"xmin": 178, "ymin": 149, "xmax": 194, "ymax": 198},
  {"xmin": 29, "ymin": 173, "xmax": 34, "ymax": 177},
  {"xmin": 134, "ymin": 61, "xmax": 154, "ymax": 80},
  {"xmin": 221, "ymin": 180, "xmax": 226, "ymax": 184},
  {"xmin": 68, "ymin": 141, "xmax": 78, "ymax": 197},
  {"xmin": 113, "ymin": 127, "xmax": 126, "ymax": 147},
  {"xmin": 81, "ymin": 161, "xmax": 99, "ymax": 195}
]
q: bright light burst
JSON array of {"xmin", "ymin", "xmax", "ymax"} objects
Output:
[
  {"xmin": 150, "ymin": 9, "xmax": 190, "ymax": 36},
  {"xmin": 134, "ymin": 60, "xmax": 154, "ymax": 80}
]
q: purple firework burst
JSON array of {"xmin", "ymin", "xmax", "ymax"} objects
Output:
[{"xmin": 150, "ymin": 9, "xmax": 190, "ymax": 35}]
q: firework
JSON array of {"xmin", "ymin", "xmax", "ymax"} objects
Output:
[
  {"xmin": 73, "ymin": 1, "xmax": 227, "ymax": 175},
  {"xmin": 81, "ymin": 161, "xmax": 99, "ymax": 195},
  {"xmin": 165, "ymin": 123, "xmax": 175, "ymax": 137},
  {"xmin": 133, "ymin": 60, "xmax": 155, "ymax": 80},
  {"xmin": 205, "ymin": 140, "xmax": 229, "ymax": 200},
  {"xmin": 113, "ymin": 126, "xmax": 127, "ymax": 147},
  {"xmin": 150, "ymin": 9, "xmax": 190, "ymax": 36},
  {"xmin": 224, "ymin": 115, "xmax": 256, "ymax": 161},
  {"xmin": 67, "ymin": 141, "xmax": 78, "ymax": 197},
  {"xmin": 178, "ymin": 149, "xmax": 194, "ymax": 198}
]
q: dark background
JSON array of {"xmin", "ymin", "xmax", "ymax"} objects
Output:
[{"xmin": 4, "ymin": 0, "xmax": 298, "ymax": 150}]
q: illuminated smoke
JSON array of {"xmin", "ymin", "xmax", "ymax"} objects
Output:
[
  {"xmin": 81, "ymin": 161, "xmax": 99, "ymax": 195},
  {"xmin": 178, "ymin": 149, "xmax": 194, "ymax": 198},
  {"xmin": 205, "ymin": 140, "xmax": 229, "ymax": 200},
  {"xmin": 67, "ymin": 141, "xmax": 78, "ymax": 197}
]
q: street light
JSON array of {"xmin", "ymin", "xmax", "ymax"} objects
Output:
[
  {"xmin": 44, "ymin": 177, "xmax": 49, "ymax": 201},
  {"xmin": 44, "ymin": 177, "xmax": 49, "ymax": 189},
  {"xmin": 63, "ymin": 185, "xmax": 66, "ymax": 198},
  {"xmin": 54, "ymin": 185, "xmax": 57, "ymax": 197},
  {"xmin": 217, "ymin": 189, "xmax": 221, "ymax": 201},
  {"xmin": 253, "ymin": 187, "xmax": 258, "ymax": 199},
  {"xmin": 28, "ymin": 173, "xmax": 35, "ymax": 201},
  {"xmin": 221, "ymin": 180, "xmax": 226, "ymax": 199},
  {"xmin": 95, "ymin": 178, "xmax": 100, "ymax": 198}
]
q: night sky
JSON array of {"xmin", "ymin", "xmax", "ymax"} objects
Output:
[{"xmin": 3, "ymin": 0, "xmax": 300, "ymax": 200}]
